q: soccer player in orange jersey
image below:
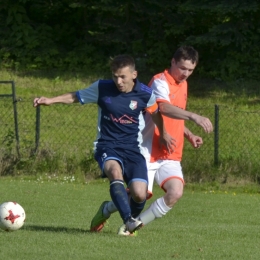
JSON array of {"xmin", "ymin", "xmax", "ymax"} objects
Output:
[{"xmin": 132, "ymin": 46, "xmax": 209, "ymax": 230}]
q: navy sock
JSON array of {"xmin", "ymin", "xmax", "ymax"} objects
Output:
[
  {"xmin": 130, "ymin": 197, "xmax": 146, "ymax": 218},
  {"xmin": 110, "ymin": 180, "xmax": 131, "ymax": 223}
]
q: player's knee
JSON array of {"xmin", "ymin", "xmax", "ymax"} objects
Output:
[
  {"xmin": 174, "ymin": 189, "xmax": 183, "ymax": 200},
  {"xmin": 131, "ymin": 192, "xmax": 146, "ymax": 202},
  {"xmin": 165, "ymin": 189, "xmax": 183, "ymax": 206},
  {"xmin": 131, "ymin": 185, "xmax": 147, "ymax": 202},
  {"xmin": 129, "ymin": 182, "xmax": 147, "ymax": 202},
  {"xmin": 105, "ymin": 168, "xmax": 122, "ymax": 180}
]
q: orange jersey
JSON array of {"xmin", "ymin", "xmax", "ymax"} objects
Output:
[{"xmin": 141, "ymin": 69, "xmax": 187, "ymax": 162}]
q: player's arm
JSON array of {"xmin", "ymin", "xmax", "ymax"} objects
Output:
[
  {"xmin": 158, "ymin": 102, "xmax": 213, "ymax": 133},
  {"xmin": 33, "ymin": 92, "xmax": 78, "ymax": 107},
  {"xmin": 146, "ymin": 102, "xmax": 175, "ymax": 153},
  {"xmin": 184, "ymin": 126, "xmax": 203, "ymax": 148}
]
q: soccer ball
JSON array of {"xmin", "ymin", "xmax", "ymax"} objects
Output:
[{"xmin": 0, "ymin": 202, "xmax": 26, "ymax": 231}]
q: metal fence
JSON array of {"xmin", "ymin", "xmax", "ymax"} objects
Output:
[
  {"xmin": 1, "ymin": 81, "xmax": 260, "ymax": 178},
  {"xmin": 182, "ymin": 104, "xmax": 260, "ymax": 181}
]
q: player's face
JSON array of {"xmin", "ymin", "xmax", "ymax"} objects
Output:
[
  {"xmin": 112, "ymin": 66, "xmax": 137, "ymax": 93},
  {"xmin": 170, "ymin": 58, "xmax": 197, "ymax": 84}
]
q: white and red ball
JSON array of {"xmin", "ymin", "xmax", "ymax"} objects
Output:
[{"xmin": 0, "ymin": 202, "xmax": 26, "ymax": 231}]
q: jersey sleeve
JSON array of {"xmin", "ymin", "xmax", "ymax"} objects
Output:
[
  {"xmin": 145, "ymin": 91, "xmax": 159, "ymax": 114},
  {"xmin": 150, "ymin": 79, "xmax": 170, "ymax": 103},
  {"xmin": 76, "ymin": 80, "xmax": 99, "ymax": 104}
]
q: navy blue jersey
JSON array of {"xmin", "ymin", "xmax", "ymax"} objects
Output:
[{"xmin": 76, "ymin": 79, "xmax": 158, "ymax": 153}]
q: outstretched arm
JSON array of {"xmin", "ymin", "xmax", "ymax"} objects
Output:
[
  {"xmin": 158, "ymin": 102, "xmax": 213, "ymax": 134},
  {"xmin": 33, "ymin": 92, "xmax": 79, "ymax": 107}
]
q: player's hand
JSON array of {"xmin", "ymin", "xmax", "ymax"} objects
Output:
[
  {"xmin": 159, "ymin": 132, "xmax": 176, "ymax": 153},
  {"xmin": 190, "ymin": 114, "xmax": 213, "ymax": 133},
  {"xmin": 187, "ymin": 134, "xmax": 203, "ymax": 148},
  {"xmin": 33, "ymin": 97, "xmax": 52, "ymax": 107}
]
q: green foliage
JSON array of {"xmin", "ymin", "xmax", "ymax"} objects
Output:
[
  {"xmin": 179, "ymin": 0, "xmax": 260, "ymax": 80},
  {"xmin": 0, "ymin": 0, "xmax": 105, "ymax": 70},
  {"xmin": 2, "ymin": 129, "xmax": 15, "ymax": 153},
  {"xmin": 0, "ymin": 129, "xmax": 18, "ymax": 176},
  {"xmin": 1, "ymin": 0, "xmax": 260, "ymax": 80},
  {"xmin": 12, "ymin": 147, "xmax": 100, "ymax": 181}
]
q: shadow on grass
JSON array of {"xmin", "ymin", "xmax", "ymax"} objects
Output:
[{"xmin": 24, "ymin": 224, "xmax": 91, "ymax": 234}]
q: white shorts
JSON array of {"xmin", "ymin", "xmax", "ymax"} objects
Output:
[{"xmin": 147, "ymin": 160, "xmax": 184, "ymax": 199}]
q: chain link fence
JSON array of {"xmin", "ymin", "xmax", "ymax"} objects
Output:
[
  {"xmin": 1, "ymin": 81, "xmax": 260, "ymax": 181},
  {"xmin": 184, "ymin": 104, "xmax": 260, "ymax": 181}
]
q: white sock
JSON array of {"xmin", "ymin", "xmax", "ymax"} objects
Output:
[
  {"xmin": 103, "ymin": 201, "xmax": 118, "ymax": 218},
  {"xmin": 138, "ymin": 197, "xmax": 171, "ymax": 225}
]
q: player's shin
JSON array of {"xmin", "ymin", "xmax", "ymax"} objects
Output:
[
  {"xmin": 138, "ymin": 197, "xmax": 171, "ymax": 225},
  {"xmin": 102, "ymin": 201, "xmax": 118, "ymax": 218},
  {"xmin": 110, "ymin": 180, "xmax": 131, "ymax": 222},
  {"xmin": 130, "ymin": 197, "xmax": 146, "ymax": 218}
]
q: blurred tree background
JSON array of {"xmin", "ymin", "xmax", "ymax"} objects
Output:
[{"xmin": 0, "ymin": 0, "xmax": 259, "ymax": 80}]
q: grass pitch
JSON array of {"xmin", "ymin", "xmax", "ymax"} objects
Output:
[{"xmin": 0, "ymin": 178, "xmax": 260, "ymax": 260}]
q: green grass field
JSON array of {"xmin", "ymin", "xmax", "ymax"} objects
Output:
[{"xmin": 0, "ymin": 178, "xmax": 260, "ymax": 260}]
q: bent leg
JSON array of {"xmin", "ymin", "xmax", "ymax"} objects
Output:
[
  {"xmin": 139, "ymin": 178, "xmax": 183, "ymax": 224},
  {"xmin": 138, "ymin": 161, "xmax": 184, "ymax": 226},
  {"xmin": 128, "ymin": 181, "xmax": 147, "ymax": 218},
  {"xmin": 104, "ymin": 160, "xmax": 132, "ymax": 223},
  {"xmin": 163, "ymin": 178, "xmax": 183, "ymax": 207}
]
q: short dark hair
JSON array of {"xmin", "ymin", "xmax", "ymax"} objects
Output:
[
  {"xmin": 173, "ymin": 46, "xmax": 199, "ymax": 65},
  {"xmin": 110, "ymin": 54, "xmax": 136, "ymax": 72}
]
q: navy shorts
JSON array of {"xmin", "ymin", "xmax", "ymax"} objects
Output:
[{"xmin": 94, "ymin": 146, "xmax": 148, "ymax": 186}]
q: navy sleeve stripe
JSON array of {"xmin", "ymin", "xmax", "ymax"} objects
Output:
[
  {"xmin": 76, "ymin": 91, "xmax": 83, "ymax": 104},
  {"xmin": 140, "ymin": 83, "xmax": 152, "ymax": 94}
]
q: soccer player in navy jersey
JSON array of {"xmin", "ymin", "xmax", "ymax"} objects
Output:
[
  {"xmin": 33, "ymin": 54, "xmax": 174, "ymax": 233},
  {"xmin": 90, "ymin": 48, "xmax": 213, "ymax": 236}
]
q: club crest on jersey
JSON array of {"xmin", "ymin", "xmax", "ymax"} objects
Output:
[{"xmin": 129, "ymin": 100, "xmax": 137, "ymax": 110}]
